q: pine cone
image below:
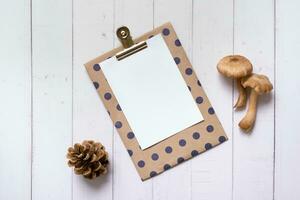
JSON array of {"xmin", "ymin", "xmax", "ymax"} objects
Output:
[{"xmin": 67, "ymin": 140, "xmax": 109, "ymax": 179}]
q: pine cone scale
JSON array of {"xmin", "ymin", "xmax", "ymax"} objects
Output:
[{"xmin": 67, "ymin": 140, "xmax": 109, "ymax": 179}]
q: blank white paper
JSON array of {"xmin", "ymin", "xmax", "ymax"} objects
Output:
[{"xmin": 101, "ymin": 34, "xmax": 203, "ymax": 149}]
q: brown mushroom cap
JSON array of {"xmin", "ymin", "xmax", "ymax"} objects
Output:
[
  {"xmin": 217, "ymin": 55, "xmax": 253, "ymax": 78},
  {"xmin": 241, "ymin": 73, "xmax": 273, "ymax": 94}
]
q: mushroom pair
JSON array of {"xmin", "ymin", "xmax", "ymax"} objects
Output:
[{"xmin": 217, "ymin": 55, "xmax": 273, "ymax": 132}]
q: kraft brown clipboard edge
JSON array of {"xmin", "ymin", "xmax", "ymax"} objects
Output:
[{"xmin": 84, "ymin": 22, "xmax": 228, "ymax": 181}]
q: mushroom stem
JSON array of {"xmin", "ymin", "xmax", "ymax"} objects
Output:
[
  {"xmin": 234, "ymin": 78, "xmax": 247, "ymax": 108},
  {"xmin": 238, "ymin": 90, "xmax": 258, "ymax": 132}
]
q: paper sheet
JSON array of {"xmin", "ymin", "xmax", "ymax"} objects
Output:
[{"xmin": 101, "ymin": 34, "xmax": 203, "ymax": 149}]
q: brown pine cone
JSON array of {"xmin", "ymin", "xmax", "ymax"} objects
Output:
[{"xmin": 67, "ymin": 140, "xmax": 109, "ymax": 179}]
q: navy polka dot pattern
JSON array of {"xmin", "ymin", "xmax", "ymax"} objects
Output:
[
  {"xmin": 179, "ymin": 139, "xmax": 186, "ymax": 147},
  {"xmin": 174, "ymin": 57, "xmax": 181, "ymax": 64},
  {"xmin": 138, "ymin": 160, "xmax": 145, "ymax": 168},
  {"xmin": 192, "ymin": 132, "xmax": 200, "ymax": 140},
  {"xmin": 162, "ymin": 28, "xmax": 170, "ymax": 36},
  {"xmin": 175, "ymin": 39, "xmax": 181, "ymax": 46},
  {"xmin": 104, "ymin": 92, "xmax": 112, "ymax": 100},
  {"xmin": 185, "ymin": 68, "xmax": 193, "ymax": 75},
  {"xmin": 219, "ymin": 136, "xmax": 226, "ymax": 143},
  {"xmin": 150, "ymin": 171, "xmax": 157, "ymax": 177},
  {"xmin": 177, "ymin": 157, "xmax": 185, "ymax": 164},
  {"xmin": 151, "ymin": 153, "xmax": 159, "ymax": 161},
  {"xmin": 116, "ymin": 104, "xmax": 122, "ymax": 111},
  {"xmin": 93, "ymin": 82, "xmax": 99, "ymax": 89},
  {"xmin": 191, "ymin": 150, "xmax": 198, "ymax": 157},
  {"xmin": 205, "ymin": 143, "xmax": 212, "ymax": 150},
  {"xmin": 208, "ymin": 107, "xmax": 215, "ymax": 115},
  {"xmin": 127, "ymin": 132, "xmax": 135, "ymax": 139},
  {"xmin": 196, "ymin": 96, "xmax": 203, "ymax": 104},
  {"xmin": 93, "ymin": 64, "xmax": 101, "ymax": 71},
  {"xmin": 164, "ymin": 164, "xmax": 171, "ymax": 170},
  {"xmin": 115, "ymin": 121, "xmax": 122, "ymax": 129},
  {"xmin": 86, "ymin": 24, "xmax": 228, "ymax": 180},
  {"xmin": 165, "ymin": 146, "xmax": 173, "ymax": 154},
  {"xmin": 206, "ymin": 125, "xmax": 214, "ymax": 132}
]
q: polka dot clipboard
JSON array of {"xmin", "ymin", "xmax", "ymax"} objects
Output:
[{"xmin": 84, "ymin": 22, "xmax": 228, "ymax": 181}]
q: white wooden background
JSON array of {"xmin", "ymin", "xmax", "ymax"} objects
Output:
[{"xmin": 0, "ymin": 0, "xmax": 299, "ymax": 199}]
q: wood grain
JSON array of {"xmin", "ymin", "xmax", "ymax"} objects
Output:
[
  {"xmin": 72, "ymin": 0, "xmax": 114, "ymax": 200},
  {"xmin": 233, "ymin": 0, "xmax": 275, "ymax": 199},
  {"xmin": 1, "ymin": 0, "xmax": 300, "ymax": 199},
  {"xmin": 192, "ymin": 1, "xmax": 233, "ymax": 200},
  {"xmin": 31, "ymin": 0, "xmax": 73, "ymax": 199},
  {"xmin": 275, "ymin": 0, "xmax": 300, "ymax": 199},
  {"xmin": 0, "ymin": 0, "xmax": 31, "ymax": 199}
]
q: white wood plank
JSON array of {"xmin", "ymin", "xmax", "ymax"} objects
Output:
[
  {"xmin": 113, "ymin": 1, "xmax": 153, "ymax": 199},
  {"xmin": 153, "ymin": 1, "xmax": 193, "ymax": 200},
  {"xmin": 0, "ymin": 0, "xmax": 31, "ymax": 199},
  {"xmin": 72, "ymin": 0, "xmax": 114, "ymax": 200},
  {"xmin": 233, "ymin": 0, "xmax": 275, "ymax": 199},
  {"xmin": 31, "ymin": 0, "xmax": 73, "ymax": 199},
  {"xmin": 275, "ymin": 0, "xmax": 300, "ymax": 199},
  {"xmin": 192, "ymin": 1, "xmax": 233, "ymax": 200}
]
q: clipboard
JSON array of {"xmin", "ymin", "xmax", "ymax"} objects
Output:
[{"xmin": 85, "ymin": 22, "xmax": 228, "ymax": 181}]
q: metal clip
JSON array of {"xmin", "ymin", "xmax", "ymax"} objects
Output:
[{"xmin": 116, "ymin": 26, "xmax": 147, "ymax": 61}]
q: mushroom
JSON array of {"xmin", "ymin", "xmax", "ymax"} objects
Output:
[
  {"xmin": 217, "ymin": 55, "xmax": 253, "ymax": 108},
  {"xmin": 238, "ymin": 73, "xmax": 273, "ymax": 132}
]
